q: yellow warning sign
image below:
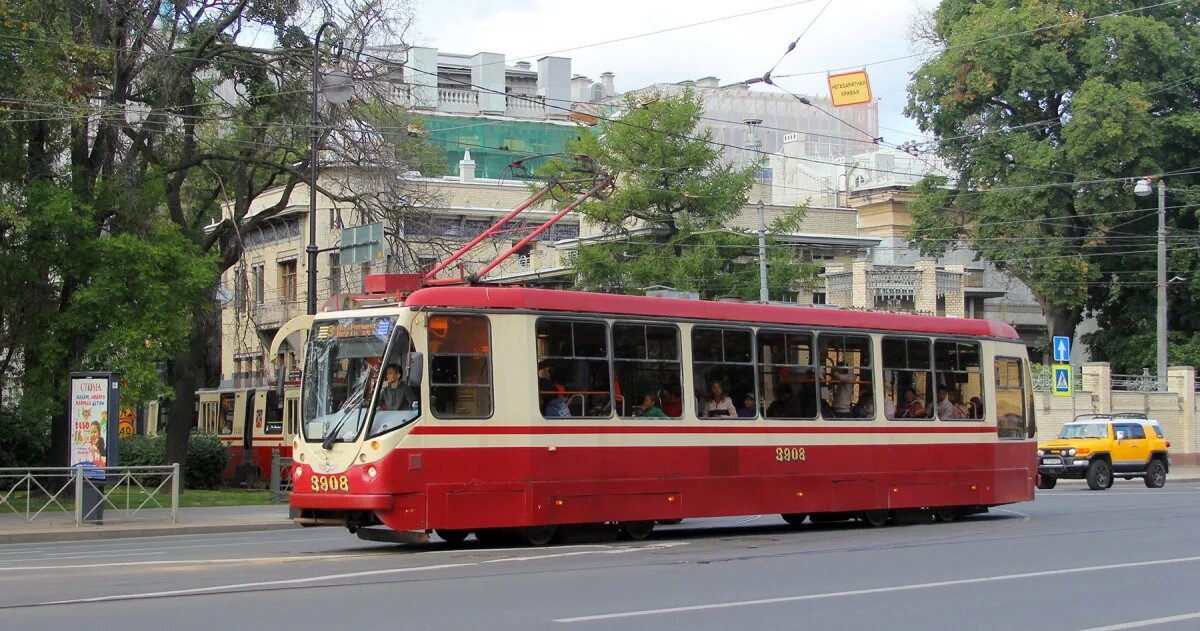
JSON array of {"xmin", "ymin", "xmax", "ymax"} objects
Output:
[{"xmin": 828, "ymin": 70, "xmax": 873, "ymax": 107}]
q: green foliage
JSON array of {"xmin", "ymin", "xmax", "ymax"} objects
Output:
[
  {"xmin": 117, "ymin": 433, "xmax": 229, "ymax": 489},
  {"xmin": 905, "ymin": 1, "xmax": 1200, "ymax": 350},
  {"xmin": 536, "ymin": 90, "xmax": 817, "ymax": 299},
  {"xmin": 0, "ymin": 407, "xmax": 50, "ymax": 468}
]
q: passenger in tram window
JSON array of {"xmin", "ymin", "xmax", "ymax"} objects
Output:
[
  {"xmin": 544, "ymin": 384, "xmax": 570, "ymax": 417},
  {"xmin": 661, "ymin": 386, "xmax": 683, "ymax": 417},
  {"xmin": 737, "ymin": 394, "xmax": 757, "ymax": 418},
  {"xmin": 635, "ymin": 393, "xmax": 666, "ymax": 418},
  {"xmin": 949, "ymin": 389, "xmax": 971, "ymax": 419},
  {"xmin": 831, "ymin": 364, "xmax": 855, "ymax": 416},
  {"xmin": 968, "ymin": 396, "xmax": 983, "ymax": 419},
  {"xmin": 935, "ymin": 387, "xmax": 957, "ymax": 419},
  {"xmin": 766, "ymin": 389, "xmax": 792, "ymax": 417},
  {"xmin": 379, "ymin": 363, "xmax": 416, "ymax": 412},
  {"xmin": 883, "ymin": 396, "xmax": 896, "ymax": 418},
  {"xmin": 899, "ymin": 387, "xmax": 924, "ymax": 418},
  {"xmin": 819, "ymin": 398, "xmax": 835, "ymax": 418},
  {"xmin": 704, "ymin": 381, "xmax": 737, "ymax": 418},
  {"xmin": 852, "ymin": 389, "xmax": 874, "ymax": 418}
]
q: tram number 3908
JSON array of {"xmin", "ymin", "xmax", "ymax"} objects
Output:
[
  {"xmin": 775, "ymin": 447, "xmax": 806, "ymax": 463},
  {"xmin": 310, "ymin": 475, "xmax": 349, "ymax": 492}
]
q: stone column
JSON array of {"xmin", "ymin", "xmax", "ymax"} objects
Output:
[
  {"xmin": 471, "ymin": 52, "xmax": 506, "ymax": 114},
  {"xmin": 914, "ymin": 259, "xmax": 937, "ymax": 315},
  {"xmin": 943, "ymin": 264, "xmax": 966, "ymax": 318},
  {"xmin": 407, "ymin": 47, "xmax": 438, "ymax": 109},
  {"xmin": 1168, "ymin": 366, "xmax": 1195, "ymax": 453},
  {"xmin": 851, "ymin": 259, "xmax": 871, "ymax": 309},
  {"xmin": 1083, "ymin": 362, "xmax": 1112, "ymax": 413},
  {"xmin": 823, "ymin": 263, "xmax": 848, "ymax": 308}
]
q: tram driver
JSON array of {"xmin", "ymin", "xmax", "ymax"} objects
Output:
[{"xmin": 379, "ymin": 363, "xmax": 417, "ymax": 412}]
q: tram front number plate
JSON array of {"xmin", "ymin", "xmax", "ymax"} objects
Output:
[{"xmin": 310, "ymin": 474, "xmax": 349, "ymax": 492}]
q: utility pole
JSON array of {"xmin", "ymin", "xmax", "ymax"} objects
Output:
[
  {"xmin": 758, "ymin": 201, "xmax": 769, "ymax": 303},
  {"xmin": 1156, "ymin": 179, "xmax": 1167, "ymax": 392}
]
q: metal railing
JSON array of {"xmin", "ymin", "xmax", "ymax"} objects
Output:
[
  {"xmin": 0, "ymin": 465, "xmax": 179, "ymax": 526},
  {"xmin": 1112, "ymin": 369, "xmax": 1165, "ymax": 392}
]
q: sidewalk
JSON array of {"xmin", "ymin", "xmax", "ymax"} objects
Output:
[{"xmin": 0, "ymin": 504, "xmax": 298, "ymax": 544}]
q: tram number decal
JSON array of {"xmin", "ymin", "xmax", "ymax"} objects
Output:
[
  {"xmin": 310, "ymin": 475, "xmax": 349, "ymax": 492},
  {"xmin": 775, "ymin": 447, "xmax": 806, "ymax": 463}
]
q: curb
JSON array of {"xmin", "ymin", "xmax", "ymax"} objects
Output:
[{"xmin": 0, "ymin": 521, "xmax": 300, "ymax": 545}]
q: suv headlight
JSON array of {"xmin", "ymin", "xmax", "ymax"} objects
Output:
[
  {"xmin": 1037, "ymin": 449, "xmax": 1044, "ymax": 457},
  {"xmin": 1067, "ymin": 448, "xmax": 1077, "ymax": 456}
]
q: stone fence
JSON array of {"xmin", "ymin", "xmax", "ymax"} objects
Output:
[{"xmin": 1033, "ymin": 363, "xmax": 1199, "ymax": 462}]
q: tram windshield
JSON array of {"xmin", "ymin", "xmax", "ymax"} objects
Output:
[{"xmin": 301, "ymin": 316, "xmax": 412, "ymax": 444}]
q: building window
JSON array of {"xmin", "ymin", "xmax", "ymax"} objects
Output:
[
  {"xmin": 818, "ymin": 334, "xmax": 873, "ymax": 419},
  {"xmin": 233, "ymin": 269, "xmax": 247, "ymax": 312},
  {"xmin": 759, "ymin": 330, "xmax": 817, "ymax": 419},
  {"xmin": 328, "ymin": 253, "xmax": 341, "ymax": 296},
  {"xmin": 883, "ymin": 337, "xmax": 933, "ymax": 420},
  {"xmin": 252, "ymin": 264, "xmax": 264, "ymax": 305},
  {"xmin": 613, "ymin": 323, "xmax": 682, "ymax": 419},
  {"xmin": 278, "ymin": 259, "xmax": 297, "ymax": 302},
  {"xmin": 691, "ymin": 327, "xmax": 754, "ymax": 419},
  {"xmin": 536, "ymin": 319, "xmax": 611, "ymax": 418}
]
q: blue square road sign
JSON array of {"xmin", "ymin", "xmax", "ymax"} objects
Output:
[{"xmin": 1053, "ymin": 336, "xmax": 1071, "ymax": 362}]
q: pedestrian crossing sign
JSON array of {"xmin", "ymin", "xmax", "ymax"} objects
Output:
[{"xmin": 1053, "ymin": 364, "xmax": 1072, "ymax": 397}]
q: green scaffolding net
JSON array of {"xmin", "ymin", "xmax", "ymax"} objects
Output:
[{"xmin": 419, "ymin": 115, "xmax": 593, "ymax": 180}]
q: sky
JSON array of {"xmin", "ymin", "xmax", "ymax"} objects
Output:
[{"xmin": 408, "ymin": 0, "xmax": 940, "ymax": 144}]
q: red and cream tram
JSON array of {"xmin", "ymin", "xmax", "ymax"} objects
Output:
[
  {"xmin": 197, "ymin": 385, "xmax": 301, "ymax": 483},
  {"xmin": 284, "ymin": 283, "xmax": 1036, "ymax": 545}
]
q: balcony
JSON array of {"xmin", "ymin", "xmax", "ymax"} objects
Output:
[
  {"xmin": 247, "ymin": 300, "xmax": 306, "ymax": 329},
  {"xmin": 823, "ymin": 261, "xmax": 965, "ymax": 317},
  {"xmin": 438, "ymin": 88, "xmax": 479, "ymax": 114},
  {"xmin": 505, "ymin": 93, "xmax": 546, "ymax": 119}
]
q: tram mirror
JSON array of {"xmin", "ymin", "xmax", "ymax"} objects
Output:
[{"xmin": 407, "ymin": 352, "xmax": 424, "ymax": 387}]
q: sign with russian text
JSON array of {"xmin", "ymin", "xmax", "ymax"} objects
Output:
[
  {"xmin": 827, "ymin": 70, "xmax": 873, "ymax": 107},
  {"xmin": 68, "ymin": 373, "xmax": 120, "ymax": 475}
]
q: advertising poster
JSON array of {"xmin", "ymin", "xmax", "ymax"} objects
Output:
[{"xmin": 70, "ymin": 377, "xmax": 111, "ymax": 469}]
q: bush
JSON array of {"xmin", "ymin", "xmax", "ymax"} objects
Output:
[
  {"xmin": 116, "ymin": 431, "xmax": 229, "ymax": 490},
  {"xmin": 184, "ymin": 432, "xmax": 229, "ymax": 490},
  {"xmin": 0, "ymin": 408, "xmax": 50, "ymax": 468}
]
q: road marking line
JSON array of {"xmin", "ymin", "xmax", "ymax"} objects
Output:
[
  {"xmin": 27, "ymin": 542, "xmax": 686, "ymax": 605},
  {"xmin": 1077, "ymin": 611, "xmax": 1200, "ymax": 630},
  {"xmin": 554, "ymin": 555, "xmax": 1200, "ymax": 623},
  {"xmin": 2, "ymin": 551, "xmax": 165, "ymax": 563},
  {"xmin": 0, "ymin": 553, "xmax": 376, "ymax": 572}
]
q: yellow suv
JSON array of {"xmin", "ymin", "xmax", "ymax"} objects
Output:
[{"xmin": 1037, "ymin": 414, "xmax": 1170, "ymax": 490}]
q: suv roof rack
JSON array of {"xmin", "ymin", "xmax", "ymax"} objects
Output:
[{"xmin": 1071, "ymin": 412, "xmax": 1157, "ymax": 423}]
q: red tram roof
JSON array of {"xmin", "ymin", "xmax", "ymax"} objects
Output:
[{"xmin": 404, "ymin": 286, "xmax": 1020, "ymax": 340}]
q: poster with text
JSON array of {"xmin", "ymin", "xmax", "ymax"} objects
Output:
[{"xmin": 70, "ymin": 377, "xmax": 110, "ymax": 468}]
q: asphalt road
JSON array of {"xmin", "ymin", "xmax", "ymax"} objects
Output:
[{"xmin": 1, "ymin": 479, "xmax": 1198, "ymax": 631}]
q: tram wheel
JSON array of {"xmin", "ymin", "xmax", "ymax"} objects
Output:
[
  {"xmin": 617, "ymin": 521, "xmax": 655, "ymax": 541},
  {"xmin": 861, "ymin": 509, "xmax": 890, "ymax": 527},
  {"xmin": 435, "ymin": 529, "xmax": 470, "ymax": 545},
  {"xmin": 931, "ymin": 507, "xmax": 959, "ymax": 523},
  {"xmin": 475, "ymin": 528, "xmax": 515, "ymax": 547},
  {"xmin": 518, "ymin": 525, "xmax": 559, "ymax": 546},
  {"xmin": 781, "ymin": 513, "xmax": 808, "ymax": 527}
]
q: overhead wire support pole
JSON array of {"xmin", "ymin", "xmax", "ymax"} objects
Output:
[
  {"xmin": 307, "ymin": 21, "xmax": 340, "ymax": 317},
  {"xmin": 1157, "ymin": 179, "xmax": 1167, "ymax": 392},
  {"xmin": 758, "ymin": 201, "xmax": 769, "ymax": 303}
]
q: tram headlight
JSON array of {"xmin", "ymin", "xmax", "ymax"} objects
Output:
[
  {"xmin": 293, "ymin": 464, "xmax": 303, "ymax": 480},
  {"xmin": 366, "ymin": 465, "xmax": 378, "ymax": 481}
]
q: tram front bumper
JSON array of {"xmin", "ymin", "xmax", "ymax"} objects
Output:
[{"xmin": 290, "ymin": 492, "xmax": 395, "ymax": 511}]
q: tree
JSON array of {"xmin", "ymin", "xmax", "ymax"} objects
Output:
[
  {"xmin": 538, "ymin": 90, "xmax": 817, "ymax": 301},
  {"xmin": 0, "ymin": 0, "xmax": 440, "ymax": 470},
  {"xmin": 904, "ymin": 1, "xmax": 1199, "ymax": 354}
]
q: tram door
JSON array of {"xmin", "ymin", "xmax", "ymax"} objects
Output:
[{"xmin": 282, "ymin": 388, "xmax": 301, "ymax": 447}]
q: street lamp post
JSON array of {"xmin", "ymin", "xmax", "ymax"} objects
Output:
[
  {"xmin": 307, "ymin": 22, "xmax": 353, "ymax": 316},
  {"xmin": 1134, "ymin": 177, "xmax": 1168, "ymax": 391}
]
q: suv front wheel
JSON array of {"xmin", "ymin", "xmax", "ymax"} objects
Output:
[
  {"xmin": 1144, "ymin": 460, "xmax": 1167, "ymax": 488},
  {"xmin": 1036, "ymin": 475, "xmax": 1057, "ymax": 490},
  {"xmin": 1086, "ymin": 460, "xmax": 1112, "ymax": 491}
]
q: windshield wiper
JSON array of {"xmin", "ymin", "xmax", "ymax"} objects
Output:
[{"xmin": 321, "ymin": 374, "xmax": 370, "ymax": 450}]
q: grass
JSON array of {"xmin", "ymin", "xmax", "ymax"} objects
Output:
[{"xmin": 0, "ymin": 486, "xmax": 277, "ymax": 514}]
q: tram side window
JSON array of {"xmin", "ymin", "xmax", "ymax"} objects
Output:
[
  {"xmin": 818, "ymin": 334, "xmax": 873, "ymax": 419},
  {"xmin": 934, "ymin": 341, "xmax": 984, "ymax": 420},
  {"xmin": 883, "ymin": 338, "xmax": 933, "ymax": 420},
  {"xmin": 692, "ymin": 327, "xmax": 755, "ymax": 419},
  {"xmin": 428, "ymin": 315, "xmax": 493, "ymax": 419},
  {"xmin": 759, "ymin": 330, "xmax": 817, "ymax": 419},
  {"xmin": 536, "ymin": 319, "xmax": 611, "ymax": 418},
  {"xmin": 219, "ymin": 394, "xmax": 235, "ymax": 434},
  {"xmin": 613, "ymin": 323, "xmax": 682, "ymax": 419},
  {"xmin": 995, "ymin": 357, "xmax": 1027, "ymax": 439}
]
